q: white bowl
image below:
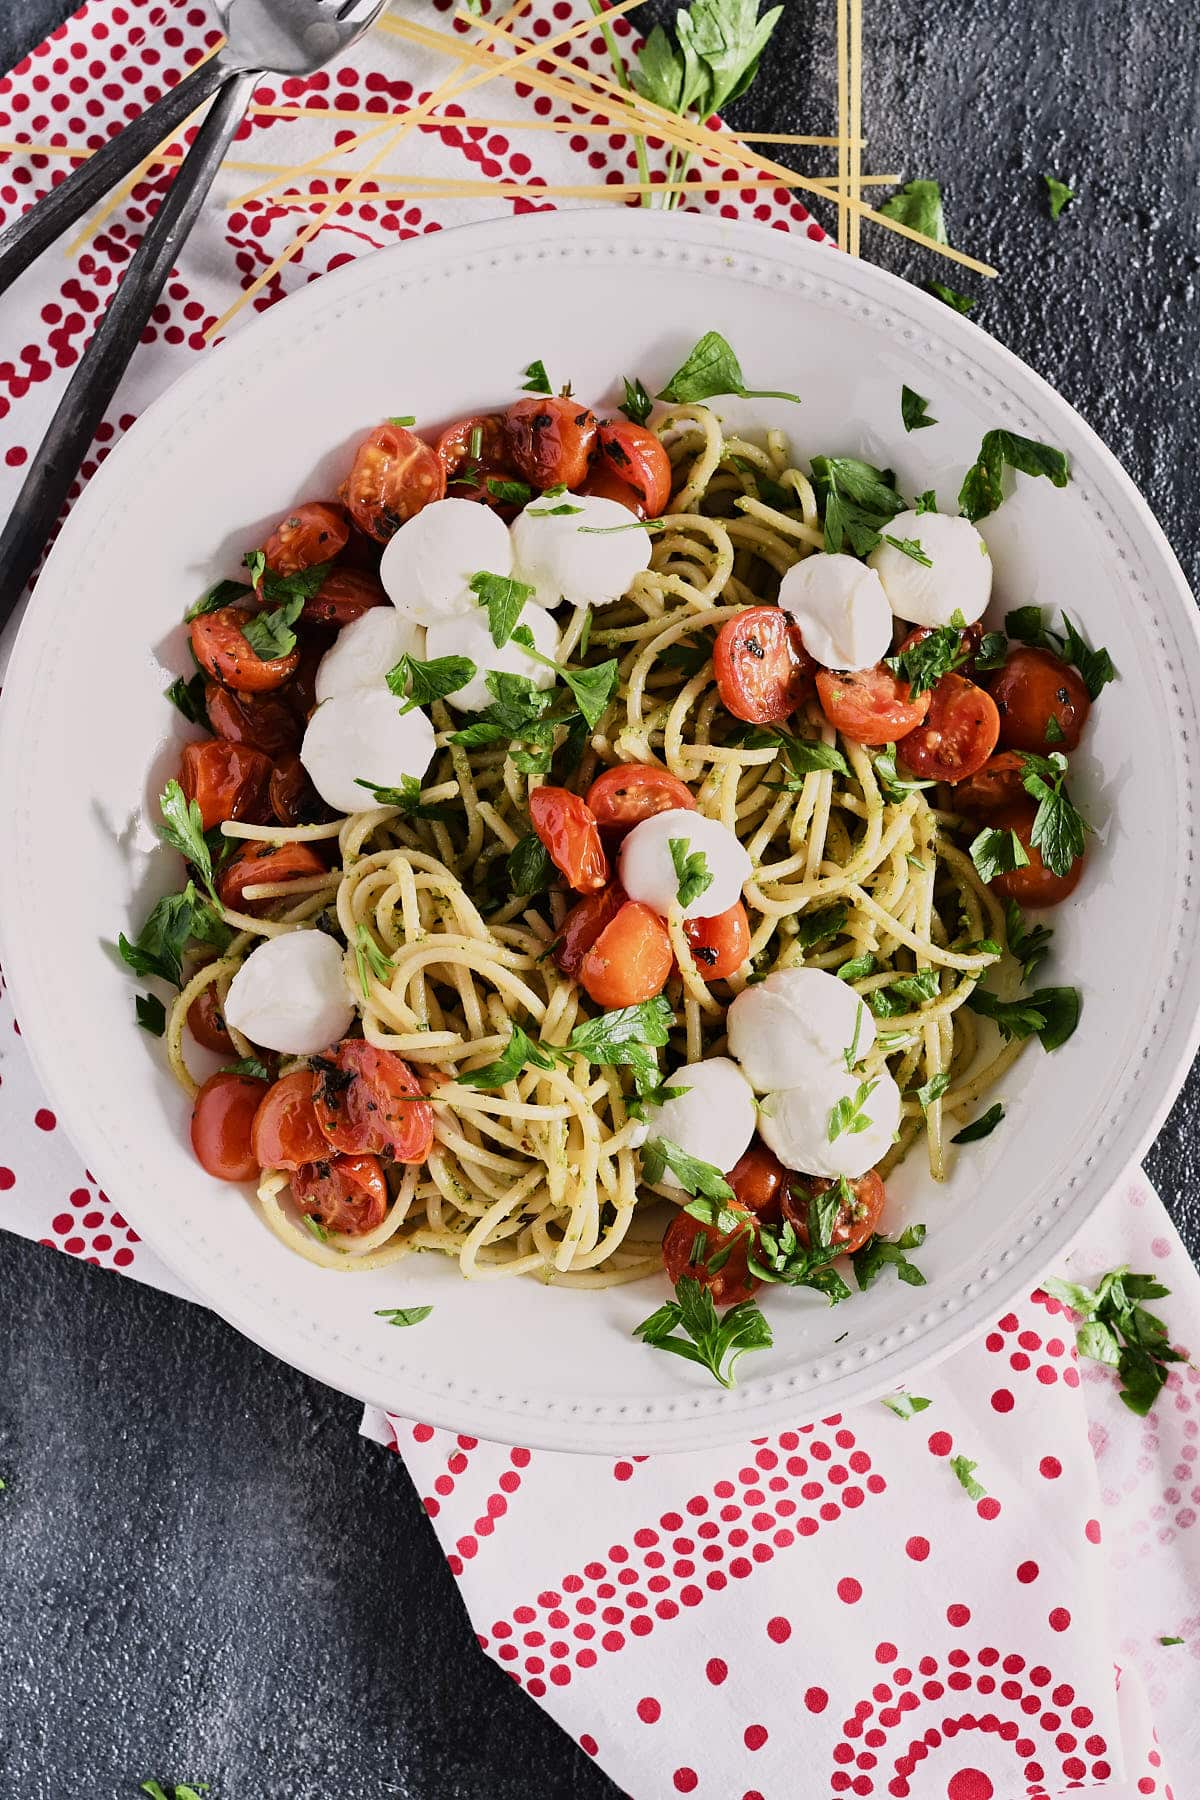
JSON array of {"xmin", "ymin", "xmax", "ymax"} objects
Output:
[{"xmin": 2, "ymin": 212, "xmax": 1198, "ymax": 1453}]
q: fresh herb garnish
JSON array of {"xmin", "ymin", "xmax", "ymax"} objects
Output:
[
  {"xmin": 914, "ymin": 489, "xmax": 939, "ymax": 514},
  {"xmin": 879, "ymin": 177, "xmax": 947, "ymax": 243},
  {"xmin": 521, "ymin": 358, "xmax": 553, "ymax": 394},
  {"xmin": 973, "ymin": 630, "xmax": 1008, "ymax": 672},
  {"xmin": 901, "ymin": 384, "xmax": 937, "ymax": 432},
  {"xmin": 634, "ymin": 1275, "xmax": 773, "ymax": 1389},
  {"xmin": 455, "ymin": 1021, "xmax": 561, "ymax": 1089},
  {"xmin": 620, "ymin": 375, "xmax": 654, "ymax": 425},
  {"xmin": 881, "ymin": 1392, "xmax": 932, "ymax": 1419},
  {"xmin": 135, "ymin": 993, "xmax": 167, "ymax": 1036},
  {"xmin": 851, "ymin": 1223, "xmax": 927, "ymax": 1290},
  {"xmin": 140, "ymin": 1785, "xmax": 209, "ymax": 1800},
  {"xmin": 744, "ymin": 1205, "xmax": 852, "ymax": 1303},
  {"xmin": 387, "ymin": 414, "xmax": 416, "ymax": 426},
  {"xmin": 746, "ymin": 722, "xmax": 850, "ymax": 781},
  {"xmin": 1004, "ymin": 605, "xmax": 1117, "ymax": 699},
  {"xmin": 631, "ymin": 0, "xmax": 784, "ymax": 122},
  {"xmin": 354, "ymin": 775, "xmax": 457, "ymax": 822},
  {"xmin": 375, "ymin": 1305, "xmax": 433, "ymax": 1327},
  {"xmin": 156, "ymin": 779, "xmax": 221, "ymax": 903},
  {"xmin": 837, "ymin": 952, "xmax": 878, "ymax": 982},
  {"xmin": 950, "ymin": 1455, "xmax": 987, "ymax": 1501},
  {"xmin": 386, "ymin": 651, "xmax": 476, "ymax": 713},
  {"xmin": 1004, "ymin": 899, "xmax": 1053, "ymax": 982},
  {"xmin": 926, "ymin": 280, "xmax": 976, "ymax": 314},
  {"xmin": 1018, "ymin": 750, "xmax": 1091, "ymax": 877},
  {"xmin": 641, "ymin": 1136, "xmax": 734, "ymax": 1201},
  {"xmin": 885, "ymin": 620, "xmax": 969, "ymax": 697},
  {"xmin": 958, "ymin": 429, "xmax": 1070, "ymax": 523},
  {"xmin": 809, "ymin": 454, "xmax": 905, "ymax": 556},
  {"xmin": 843, "ymin": 1000, "xmax": 866, "ymax": 1071},
  {"xmin": 828, "ymin": 1076, "xmax": 878, "ymax": 1142},
  {"xmin": 1160, "ymin": 1637, "xmax": 1185, "ymax": 1648},
  {"xmin": 1044, "ymin": 174, "xmax": 1075, "ymax": 220},
  {"xmin": 872, "ymin": 747, "xmax": 937, "ymax": 801},
  {"xmin": 1041, "ymin": 1266, "xmax": 1186, "ymax": 1416},
  {"xmin": 883, "ymin": 534, "xmax": 932, "ymax": 566},
  {"xmin": 668, "ymin": 836, "xmax": 714, "ymax": 909},
  {"xmin": 794, "ymin": 902, "xmax": 848, "ymax": 949},
  {"xmin": 970, "ymin": 825, "xmax": 1030, "ymax": 885},
  {"xmin": 118, "ymin": 881, "xmax": 231, "ymax": 987},
  {"xmin": 509, "ymin": 625, "xmax": 620, "ymax": 728},
  {"xmin": 507, "ymin": 832, "xmax": 554, "ymax": 896},
  {"xmin": 354, "ymin": 924, "xmax": 393, "ymax": 999},
  {"xmin": 529, "ymin": 500, "xmax": 584, "ymax": 517},
  {"xmin": 164, "ymin": 672, "xmax": 209, "ymax": 728},
  {"xmin": 185, "ymin": 578, "xmax": 250, "ymax": 622},
  {"xmin": 915, "ymin": 1070, "xmax": 951, "ymax": 1109},
  {"xmin": 486, "ymin": 476, "xmax": 534, "ymax": 506},
  {"xmin": 950, "ymin": 1103, "xmax": 1004, "ymax": 1144},
  {"xmin": 660, "ymin": 630, "xmax": 715, "ymax": 678},
  {"xmin": 658, "ymin": 330, "xmax": 800, "ymax": 406},
  {"xmin": 867, "ymin": 968, "xmax": 940, "ymax": 1016},
  {"xmin": 1044, "ymin": 714, "xmax": 1066, "ymax": 744},
  {"xmin": 468, "ymin": 569, "xmax": 536, "ymax": 648},
  {"xmin": 966, "ymin": 984, "xmax": 1080, "ymax": 1051},
  {"xmin": 222, "ymin": 1057, "xmax": 271, "ymax": 1081}
]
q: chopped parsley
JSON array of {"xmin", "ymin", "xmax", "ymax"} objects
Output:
[
  {"xmin": 883, "ymin": 533, "xmax": 932, "ymax": 566},
  {"xmin": 885, "ymin": 617, "xmax": 970, "ymax": 697},
  {"xmin": 620, "ymin": 375, "xmax": 654, "ymax": 426},
  {"xmin": 354, "ymin": 775, "xmax": 458, "ymax": 822},
  {"xmin": 486, "ymin": 476, "xmax": 534, "ymax": 506},
  {"xmin": 872, "ymin": 747, "xmax": 936, "ymax": 801},
  {"xmin": 386, "ymin": 651, "xmax": 476, "ymax": 713},
  {"xmin": 164, "ymin": 672, "xmax": 209, "ymax": 728},
  {"xmin": 879, "ymin": 177, "xmax": 947, "ymax": 243},
  {"xmin": 926, "ymin": 280, "xmax": 976, "ymax": 314},
  {"xmin": 794, "ymin": 902, "xmax": 848, "ymax": 949},
  {"xmin": 1005, "ymin": 899, "xmax": 1053, "ymax": 982},
  {"xmin": 828, "ymin": 1076, "xmax": 878, "ymax": 1142},
  {"xmin": 1004, "ymin": 605, "xmax": 1117, "ymax": 699},
  {"xmin": 507, "ymin": 831, "xmax": 554, "ymax": 895},
  {"xmin": 915, "ymin": 1069, "xmax": 951, "ymax": 1109},
  {"xmin": 809, "ymin": 455, "xmax": 905, "ymax": 556},
  {"xmin": 851, "ymin": 1224, "xmax": 927, "ymax": 1289},
  {"xmin": 958, "ymin": 429, "xmax": 1070, "ymax": 524},
  {"xmin": 881, "ymin": 1392, "xmax": 932, "ymax": 1420},
  {"xmin": 222, "ymin": 1058, "xmax": 270, "ymax": 1081},
  {"xmin": 509, "ymin": 625, "xmax": 620, "ymax": 728},
  {"xmin": 973, "ymin": 630, "xmax": 1008, "ymax": 672},
  {"xmin": 1041, "ymin": 1266, "xmax": 1186, "ymax": 1416},
  {"xmin": 521, "ymin": 358, "xmax": 553, "ymax": 394},
  {"xmin": 155, "ymin": 779, "xmax": 222, "ymax": 904},
  {"xmin": 1018, "ymin": 750, "xmax": 1091, "ymax": 877},
  {"xmin": 746, "ymin": 722, "xmax": 849, "ymax": 781},
  {"xmin": 118, "ymin": 880, "xmax": 231, "ymax": 988},
  {"xmin": 668, "ymin": 836, "xmax": 714, "ymax": 909},
  {"xmin": 658, "ymin": 330, "xmax": 800, "ymax": 406},
  {"xmin": 660, "ymin": 629, "xmax": 715, "ymax": 678},
  {"xmin": 135, "ymin": 993, "xmax": 167, "ymax": 1036},
  {"xmin": 184, "ymin": 578, "xmax": 250, "ymax": 622},
  {"xmin": 354, "ymin": 924, "xmax": 393, "ymax": 999},
  {"xmin": 634, "ymin": 1276, "xmax": 773, "ymax": 1389},
  {"xmin": 901, "ymin": 384, "xmax": 937, "ymax": 432},
  {"xmin": 469, "ymin": 569, "xmax": 536, "ymax": 648},
  {"xmin": 375, "ymin": 1306, "xmax": 433, "ymax": 1327},
  {"xmin": 641, "ymin": 1136, "xmax": 734, "ymax": 1201},
  {"xmin": 950, "ymin": 1103, "xmax": 1004, "ymax": 1144},
  {"xmin": 966, "ymin": 984, "xmax": 1080, "ymax": 1051},
  {"xmin": 970, "ymin": 825, "xmax": 1030, "ymax": 885},
  {"xmin": 1044, "ymin": 174, "xmax": 1075, "ymax": 220},
  {"xmin": 950, "ymin": 1455, "xmax": 987, "ymax": 1501},
  {"xmin": 914, "ymin": 488, "xmax": 939, "ymax": 514},
  {"xmin": 867, "ymin": 968, "xmax": 940, "ymax": 1017}
]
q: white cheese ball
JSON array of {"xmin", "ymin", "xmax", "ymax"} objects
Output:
[
  {"xmin": 867, "ymin": 509, "xmax": 992, "ymax": 627},
  {"xmin": 424, "ymin": 601, "xmax": 559, "ymax": 713},
  {"xmin": 727, "ymin": 967, "xmax": 876, "ymax": 1092},
  {"xmin": 618, "ymin": 808, "xmax": 752, "ymax": 921},
  {"xmin": 758, "ymin": 1065, "xmax": 901, "ymax": 1181},
  {"xmin": 301, "ymin": 687, "xmax": 436, "ymax": 815},
  {"xmin": 510, "ymin": 491, "xmax": 652, "ymax": 610},
  {"xmin": 639, "ymin": 1057, "xmax": 758, "ymax": 1182},
  {"xmin": 314, "ymin": 608, "xmax": 426, "ymax": 703},
  {"xmin": 379, "ymin": 497, "xmax": 513, "ymax": 626},
  {"xmin": 777, "ymin": 552, "xmax": 893, "ymax": 671},
  {"xmin": 223, "ymin": 930, "xmax": 355, "ymax": 1058}
]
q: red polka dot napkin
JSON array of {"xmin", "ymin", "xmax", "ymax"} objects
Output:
[{"xmin": 1, "ymin": 6, "xmax": 1198, "ymax": 1797}]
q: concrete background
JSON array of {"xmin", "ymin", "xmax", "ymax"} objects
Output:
[{"xmin": 2, "ymin": 2, "xmax": 1199, "ymax": 1795}]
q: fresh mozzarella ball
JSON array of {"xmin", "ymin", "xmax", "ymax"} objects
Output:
[
  {"xmin": 867, "ymin": 509, "xmax": 992, "ymax": 627},
  {"xmin": 315, "ymin": 608, "xmax": 425, "ymax": 703},
  {"xmin": 510, "ymin": 491, "xmax": 652, "ymax": 610},
  {"xmin": 777, "ymin": 552, "xmax": 893, "ymax": 671},
  {"xmin": 618, "ymin": 808, "xmax": 752, "ymax": 921},
  {"xmin": 727, "ymin": 967, "xmax": 876, "ymax": 1092},
  {"xmin": 301, "ymin": 686, "xmax": 435, "ymax": 814},
  {"xmin": 639, "ymin": 1057, "xmax": 757, "ymax": 1182},
  {"xmin": 758, "ymin": 1065, "xmax": 901, "ymax": 1181},
  {"xmin": 424, "ymin": 601, "xmax": 560, "ymax": 713},
  {"xmin": 223, "ymin": 930, "xmax": 355, "ymax": 1058},
  {"xmin": 379, "ymin": 497, "xmax": 513, "ymax": 626}
]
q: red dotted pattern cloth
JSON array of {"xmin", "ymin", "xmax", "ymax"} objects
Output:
[{"xmin": 0, "ymin": 6, "xmax": 1198, "ymax": 1796}]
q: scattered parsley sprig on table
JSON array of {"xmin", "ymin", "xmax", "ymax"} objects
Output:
[{"xmin": 1041, "ymin": 1266, "xmax": 1189, "ymax": 1416}]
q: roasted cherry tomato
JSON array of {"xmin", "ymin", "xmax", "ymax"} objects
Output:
[
  {"xmin": 312, "ymin": 1040, "xmax": 435, "ymax": 1164},
  {"xmin": 300, "ymin": 568, "xmax": 386, "ymax": 629},
  {"xmin": 205, "ymin": 683, "xmax": 302, "ymax": 758},
  {"xmin": 341, "ymin": 422, "xmax": 445, "ymax": 542},
  {"xmin": 529, "ymin": 786, "xmax": 609, "ymax": 893},
  {"xmin": 191, "ymin": 606, "xmax": 299, "ymax": 694},
  {"xmin": 504, "ymin": 396, "xmax": 598, "ymax": 491},
  {"xmin": 262, "ymin": 501, "xmax": 348, "ymax": 576},
  {"xmin": 578, "ymin": 901, "xmax": 673, "ymax": 1008},
  {"xmin": 186, "ymin": 987, "xmax": 234, "ymax": 1056},
  {"xmin": 585, "ymin": 763, "xmax": 695, "ymax": 835},
  {"xmin": 987, "ymin": 802, "xmax": 1085, "ymax": 907},
  {"xmin": 435, "ymin": 412, "xmax": 519, "ymax": 507},
  {"xmin": 553, "ymin": 883, "xmax": 627, "ymax": 978},
  {"xmin": 269, "ymin": 752, "xmax": 330, "ymax": 827},
  {"xmin": 682, "ymin": 902, "xmax": 751, "ymax": 981},
  {"xmin": 595, "ymin": 418, "xmax": 673, "ymax": 516},
  {"xmin": 179, "ymin": 738, "xmax": 273, "ymax": 832},
  {"xmin": 953, "ymin": 750, "xmax": 1029, "ymax": 818},
  {"xmin": 662, "ymin": 1203, "xmax": 759, "ymax": 1308},
  {"xmin": 725, "ymin": 1142, "xmax": 788, "ymax": 1224},
  {"xmin": 714, "ymin": 605, "xmax": 815, "ymax": 724},
  {"xmin": 989, "ymin": 645, "xmax": 1091, "ymax": 754},
  {"xmin": 782, "ymin": 1168, "xmax": 886, "ymax": 1258},
  {"xmin": 815, "ymin": 664, "xmax": 931, "ymax": 745},
  {"xmin": 579, "ymin": 459, "xmax": 646, "ymax": 516},
  {"xmin": 217, "ymin": 841, "xmax": 328, "ymax": 914},
  {"xmin": 251, "ymin": 1070, "xmax": 328, "ymax": 1172},
  {"xmin": 292, "ymin": 1153, "xmax": 390, "ymax": 1237},
  {"xmin": 190, "ymin": 1071, "xmax": 269, "ymax": 1182},
  {"xmin": 897, "ymin": 673, "xmax": 1000, "ymax": 784}
]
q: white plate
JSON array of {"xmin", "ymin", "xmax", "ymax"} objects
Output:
[{"xmin": 2, "ymin": 212, "xmax": 1198, "ymax": 1453}]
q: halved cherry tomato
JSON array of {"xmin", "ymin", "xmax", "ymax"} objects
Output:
[
  {"xmin": 504, "ymin": 396, "xmax": 598, "ymax": 491},
  {"xmin": 725, "ymin": 1142, "xmax": 788, "ymax": 1224},
  {"xmin": 251, "ymin": 1070, "xmax": 328, "ymax": 1171},
  {"xmin": 585, "ymin": 764, "xmax": 695, "ymax": 834},
  {"xmin": 782, "ymin": 1168, "xmax": 886, "ymax": 1258},
  {"xmin": 529, "ymin": 786, "xmax": 609, "ymax": 893},
  {"xmin": 292, "ymin": 1153, "xmax": 389, "ymax": 1237},
  {"xmin": 217, "ymin": 841, "xmax": 328, "ymax": 914},
  {"xmin": 205, "ymin": 684, "xmax": 302, "ymax": 758},
  {"xmin": 898, "ymin": 673, "xmax": 1000, "ymax": 783},
  {"xmin": 595, "ymin": 418, "xmax": 673, "ymax": 516},
  {"xmin": 436, "ymin": 412, "xmax": 519, "ymax": 507},
  {"xmin": 191, "ymin": 607, "xmax": 299, "ymax": 694},
  {"xmin": 262, "ymin": 501, "xmax": 348, "ymax": 576},
  {"xmin": 179, "ymin": 738, "xmax": 273, "ymax": 832},
  {"xmin": 269, "ymin": 752, "xmax": 330, "ymax": 827},
  {"xmin": 682, "ymin": 902, "xmax": 750, "ymax": 981},
  {"xmin": 662, "ymin": 1202, "xmax": 759, "ymax": 1307},
  {"xmin": 553, "ymin": 883, "xmax": 627, "ymax": 978},
  {"xmin": 312, "ymin": 1040, "xmax": 435, "ymax": 1164},
  {"xmin": 714, "ymin": 605, "xmax": 815, "ymax": 724},
  {"xmin": 988, "ymin": 802, "xmax": 1085, "ymax": 907},
  {"xmin": 989, "ymin": 645, "xmax": 1091, "ymax": 754},
  {"xmin": 186, "ymin": 987, "xmax": 234, "ymax": 1056},
  {"xmin": 300, "ymin": 568, "xmax": 386, "ymax": 629},
  {"xmin": 579, "ymin": 459, "xmax": 646, "ymax": 516},
  {"xmin": 341, "ymin": 422, "xmax": 445, "ymax": 542},
  {"xmin": 578, "ymin": 901, "xmax": 673, "ymax": 1008},
  {"xmin": 954, "ymin": 750, "xmax": 1029, "ymax": 818},
  {"xmin": 815, "ymin": 665, "xmax": 930, "ymax": 745},
  {"xmin": 190, "ymin": 1071, "xmax": 269, "ymax": 1182}
]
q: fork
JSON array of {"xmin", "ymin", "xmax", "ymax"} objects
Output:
[{"xmin": 0, "ymin": 0, "xmax": 389, "ymax": 624}]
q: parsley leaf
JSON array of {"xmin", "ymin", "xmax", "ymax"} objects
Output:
[
  {"xmin": 118, "ymin": 881, "xmax": 231, "ymax": 987},
  {"xmin": 885, "ymin": 621, "xmax": 969, "ymax": 697},
  {"xmin": 1044, "ymin": 174, "xmax": 1075, "ymax": 220},
  {"xmin": 522, "ymin": 358, "xmax": 553, "ymax": 394},
  {"xmin": 881, "ymin": 1392, "xmax": 932, "ymax": 1420},
  {"xmin": 565, "ymin": 995, "xmax": 673, "ymax": 1063},
  {"xmin": 660, "ymin": 629, "xmax": 715, "ymax": 677},
  {"xmin": 641, "ymin": 1136, "xmax": 735, "ymax": 1201},
  {"xmin": 901, "ymin": 384, "xmax": 936, "ymax": 432},
  {"xmin": 184, "ymin": 578, "xmax": 249, "ymax": 622},
  {"xmin": 1004, "ymin": 899, "xmax": 1053, "ymax": 982},
  {"xmin": 1041, "ymin": 1266, "xmax": 1185, "ymax": 1416},
  {"xmin": 164, "ymin": 672, "xmax": 209, "ymax": 728},
  {"xmin": 354, "ymin": 924, "xmax": 394, "ymax": 1000},
  {"xmin": 837, "ymin": 952, "xmax": 877, "ymax": 982},
  {"xmin": 973, "ymin": 630, "xmax": 1008, "ymax": 673},
  {"xmin": 140, "ymin": 1784, "xmax": 209, "ymax": 1800},
  {"xmin": 455, "ymin": 1022, "xmax": 560, "ymax": 1088},
  {"xmin": 1059, "ymin": 612, "xmax": 1117, "ymax": 698},
  {"xmin": 386, "ymin": 651, "xmax": 475, "ymax": 713},
  {"xmin": 958, "ymin": 429, "xmax": 1070, "ymax": 523},
  {"xmin": 914, "ymin": 488, "xmax": 939, "ymax": 514},
  {"xmin": 509, "ymin": 626, "xmax": 620, "ymax": 729},
  {"xmin": 950, "ymin": 1103, "xmax": 1004, "ymax": 1144},
  {"xmin": 872, "ymin": 747, "xmax": 937, "ymax": 801},
  {"xmin": 883, "ymin": 534, "xmax": 932, "ymax": 566},
  {"xmin": 222, "ymin": 1057, "xmax": 271, "ymax": 1081},
  {"xmin": 507, "ymin": 832, "xmax": 554, "ymax": 896},
  {"xmin": 634, "ymin": 1275, "xmax": 773, "ymax": 1389},
  {"xmin": 809, "ymin": 454, "xmax": 906, "ymax": 556},
  {"xmin": 852, "ymin": 1224, "xmax": 927, "ymax": 1290},
  {"xmin": 950, "ymin": 1454, "xmax": 987, "ymax": 1501},
  {"xmin": 879, "ymin": 177, "xmax": 947, "ymax": 243},
  {"xmin": 631, "ymin": 1, "xmax": 784, "ymax": 121},
  {"xmin": 135, "ymin": 992, "xmax": 167, "ymax": 1036},
  {"xmin": 354, "ymin": 775, "xmax": 458, "ymax": 822},
  {"xmin": 970, "ymin": 825, "xmax": 1030, "ymax": 885},
  {"xmin": 867, "ymin": 968, "xmax": 940, "ymax": 1017},
  {"xmin": 915, "ymin": 1070, "xmax": 951, "ymax": 1109},
  {"xmin": 469, "ymin": 569, "xmax": 536, "ymax": 648},
  {"xmin": 658, "ymin": 330, "xmax": 800, "ymax": 406},
  {"xmin": 375, "ymin": 1306, "xmax": 433, "ymax": 1327},
  {"xmin": 486, "ymin": 476, "xmax": 534, "ymax": 506},
  {"xmin": 966, "ymin": 984, "xmax": 1080, "ymax": 1051},
  {"xmin": 668, "ymin": 836, "xmax": 714, "ymax": 909},
  {"xmin": 156, "ymin": 779, "xmax": 220, "ymax": 903},
  {"xmin": 794, "ymin": 902, "xmax": 848, "ymax": 949},
  {"xmin": 240, "ymin": 593, "xmax": 305, "ymax": 660},
  {"xmin": 828, "ymin": 1076, "xmax": 878, "ymax": 1141},
  {"xmin": 620, "ymin": 375, "xmax": 654, "ymax": 426},
  {"xmin": 1018, "ymin": 750, "xmax": 1091, "ymax": 877},
  {"xmin": 746, "ymin": 722, "xmax": 850, "ymax": 781},
  {"xmin": 926, "ymin": 280, "xmax": 976, "ymax": 314}
]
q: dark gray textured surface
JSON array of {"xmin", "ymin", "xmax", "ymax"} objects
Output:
[{"xmin": 1, "ymin": 2, "xmax": 1198, "ymax": 1795}]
